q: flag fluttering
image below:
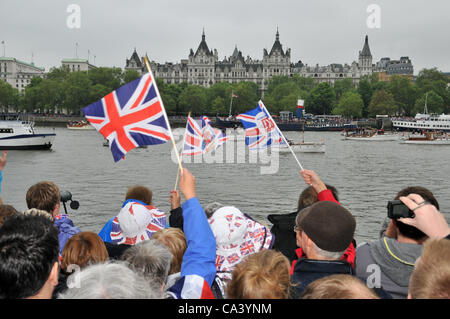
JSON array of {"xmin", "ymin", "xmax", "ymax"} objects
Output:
[
  {"xmin": 181, "ymin": 115, "xmax": 227, "ymax": 156},
  {"xmin": 236, "ymin": 101, "xmax": 285, "ymax": 151},
  {"xmin": 237, "ymin": 100, "xmax": 304, "ymax": 170},
  {"xmin": 296, "ymin": 99, "xmax": 304, "ymax": 118},
  {"xmin": 83, "ymin": 72, "xmax": 171, "ymax": 162}
]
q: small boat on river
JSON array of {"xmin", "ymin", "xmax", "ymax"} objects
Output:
[
  {"xmin": 400, "ymin": 131, "xmax": 450, "ymax": 145},
  {"xmin": 67, "ymin": 120, "xmax": 95, "ymax": 130},
  {"xmin": 344, "ymin": 128, "xmax": 399, "ymax": 141}
]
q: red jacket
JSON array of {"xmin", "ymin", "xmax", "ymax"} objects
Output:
[{"xmin": 289, "ymin": 189, "xmax": 356, "ymax": 274}]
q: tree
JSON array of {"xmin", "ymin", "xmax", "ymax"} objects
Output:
[
  {"xmin": 230, "ymin": 81, "xmax": 259, "ymax": 114},
  {"xmin": 63, "ymin": 72, "xmax": 93, "ymax": 114},
  {"xmin": 334, "ymin": 78, "xmax": 355, "ymax": 102},
  {"xmin": 333, "ymin": 91, "xmax": 363, "ymax": 118},
  {"xmin": 367, "ymin": 90, "xmax": 397, "ymax": 117},
  {"xmin": 263, "ymin": 81, "xmax": 299, "ymax": 113},
  {"xmin": 87, "ymin": 67, "xmax": 122, "ymax": 91},
  {"xmin": 414, "ymin": 91, "xmax": 444, "ymax": 114},
  {"xmin": 211, "ymin": 96, "xmax": 226, "ymax": 115},
  {"xmin": 305, "ymin": 82, "xmax": 336, "ymax": 115},
  {"xmin": 357, "ymin": 78, "xmax": 373, "ymax": 117},
  {"xmin": 415, "ymin": 68, "xmax": 450, "ymax": 108},
  {"xmin": 178, "ymin": 85, "xmax": 207, "ymax": 115},
  {"xmin": 122, "ymin": 70, "xmax": 141, "ymax": 85},
  {"xmin": 0, "ymin": 80, "xmax": 19, "ymax": 112},
  {"xmin": 388, "ymin": 75, "xmax": 419, "ymax": 116}
]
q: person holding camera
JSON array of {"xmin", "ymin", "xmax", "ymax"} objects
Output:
[
  {"xmin": 354, "ymin": 186, "xmax": 439, "ymax": 299},
  {"xmin": 26, "ymin": 181, "xmax": 81, "ymax": 255}
]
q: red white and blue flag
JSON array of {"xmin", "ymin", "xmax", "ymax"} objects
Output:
[
  {"xmin": 82, "ymin": 72, "xmax": 171, "ymax": 162},
  {"xmin": 181, "ymin": 115, "xmax": 227, "ymax": 156},
  {"xmin": 236, "ymin": 100, "xmax": 285, "ymax": 150}
]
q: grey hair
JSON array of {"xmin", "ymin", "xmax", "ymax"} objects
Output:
[
  {"xmin": 57, "ymin": 261, "xmax": 161, "ymax": 299},
  {"xmin": 204, "ymin": 202, "xmax": 224, "ymax": 218},
  {"xmin": 120, "ymin": 239, "xmax": 172, "ymax": 289},
  {"xmin": 22, "ymin": 208, "xmax": 53, "ymax": 221},
  {"xmin": 312, "ymin": 241, "xmax": 346, "ymax": 260}
]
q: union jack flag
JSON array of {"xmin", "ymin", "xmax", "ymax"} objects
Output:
[
  {"xmin": 236, "ymin": 100, "xmax": 285, "ymax": 150},
  {"xmin": 239, "ymin": 240, "xmax": 255, "ymax": 256},
  {"xmin": 181, "ymin": 115, "xmax": 227, "ymax": 156},
  {"xmin": 226, "ymin": 253, "xmax": 241, "ymax": 264},
  {"xmin": 82, "ymin": 72, "xmax": 171, "ymax": 162}
]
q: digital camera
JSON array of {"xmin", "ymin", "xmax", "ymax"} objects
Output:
[{"xmin": 387, "ymin": 200, "xmax": 414, "ymax": 219}]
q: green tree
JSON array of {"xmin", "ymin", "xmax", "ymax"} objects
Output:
[
  {"xmin": 306, "ymin": 82, "xmax": 336, "ymax": 115},
  {"xmin": 64, "ymin": 72, "xmax": 93, "ymax": 114},
  {"xmin": 87, "ymin": 67, "xmax": 122, "ymax": 91},
  {"xmin": 414, "ymin": 91, "xmax": 444, "ymax": 114},
  {"xmin": 122, "ymin": 69, "xmax": 141, "ymax": 85},
  {"xmin": 178, "ymin": 85, "xmax": 207, "ymax": 115},
  {"xmin": 333, "ymin": 91, "xmax": 364, "ymax": 118},
  {"xmin": 0, "ymin": 80, "xmax": 19, "ymax": 112},
  {"xmin": 334, "ymin": 78, "xmax": 355, "ymax": 102},
  {"xmin": 89, "ymin": 84, "xmax": 111, "ymax": 103},
  {"xmin": 388, "ymin": 75, "xmax": 419, "ymax": 116},
  {"xmin": 230, "ymin": 81, "xmax": 259, "ymax": 114},
  {"xmin": 367, "ymin": 90, "xmax": 397, "ymax": 117},
  {"xmin": 357, "ymin": 78, "xmax": 373, "ymax": 117},
  {"xmin": 211, "ymin": 96, "xmax": 226, "ymax": 115},
  {"xmin": 415, "ymin": 68, "xmax": 450, "ymax": 108}
]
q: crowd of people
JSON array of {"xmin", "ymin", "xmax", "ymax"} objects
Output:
[{"xmin": 0, "ymin": 149, "xmax": 449, "ymax": 300}]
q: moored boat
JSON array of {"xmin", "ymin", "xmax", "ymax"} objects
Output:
[
  {"xmin": 0, "ymin": 118, "xmax": 55, "ymax": 150},
  {"xmin": 277, "ymin": 140, "xmax": 326, "ymax": 153},
  {"xmin": 344, "ymin": 128, "xmax": 399, "ymax": 141}
]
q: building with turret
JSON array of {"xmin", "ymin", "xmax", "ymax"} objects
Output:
[{"xmin": 125, "ymin": 31, "xmax": 406, "ymax": 95}]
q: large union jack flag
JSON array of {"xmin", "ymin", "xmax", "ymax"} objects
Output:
[
  {"xmin": 82, "ymin": 72, "xmax": 171, "ymax": 162},
  {"xmin": 236, "ymin": 100, "xmax": 285, "ymax": 150},
  {"xmin": 181, "ymin": 115, "xmax": 227, "ymax": 156}
]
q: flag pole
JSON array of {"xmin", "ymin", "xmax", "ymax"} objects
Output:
[
  {"xmin": 174, "ymin": 111, "xmax": 191, "ymax": 190},
  {"xmin": 143, "ymin": 55, "xmax": 183, "ymax": 189},
  {"xmin": 259, "ymin": 100, "xmax": 304, "ymax": 171}
]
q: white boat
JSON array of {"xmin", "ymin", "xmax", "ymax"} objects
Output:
[
  {"xmin": 277, "ymin": 140, "xmax": 326, "ymax": 153},
  {"xmin": 0, "ymin": 119, "xmax": 56, "ymax": 150},
  {"xmin": 392, "ymin": 94, "xmax": 450, "ymax": 132},
  {"xmin": 67, "ymin": 120, "xmax": 95, "ymax": 130},
  {"xmin": 344, "ymin": 129, "xmax": 399, "ymax": 141},
  {"xmin": 400, "ymin": 132, "xmax": 450, "ymax": 145}
]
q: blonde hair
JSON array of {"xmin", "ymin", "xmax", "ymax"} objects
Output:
[
  {"xmin": 61, "ymin": 232, "xmax": 109, "ymax": 273},
  {"xmin": 152, "ymin": 228, "xmax": 187, "ymax": 274},
  {"xmin": 300, "ymin": 274, "xmax": 379, "ymax": 299},
  {"xmin": 226, "ymin": 250, "xmax": 291, "ymax": 299},
  {"xmin": 409, "ymin": 239, "xmax": 450, "ymax": 299}
]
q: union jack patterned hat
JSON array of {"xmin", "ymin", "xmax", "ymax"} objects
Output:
[
  {"xmin": 110, "ymin": 202, "xmax": 167, "ymax": 245},
  {"xmin": 208, "ymin": 206, "xmax": 273, "ymax": 281}
]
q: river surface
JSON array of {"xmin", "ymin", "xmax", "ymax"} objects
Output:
[{"xmin": 2, "ymin": 126, "xmax": 450, "ymax": 244}]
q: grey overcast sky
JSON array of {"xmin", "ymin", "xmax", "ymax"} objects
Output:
[{"xmin": 1, "ymin": 0, "xmax": 449, "ymax": 74}]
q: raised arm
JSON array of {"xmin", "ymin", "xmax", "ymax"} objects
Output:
[
  {"xmin": 178, "ymin": 169, "xmax": 216, "ymax": 286},
  {"xmin": 300, "ymin": 169, "xmax": 339, "ymax": 204}
]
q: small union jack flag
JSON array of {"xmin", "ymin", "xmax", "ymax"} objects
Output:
[
  {"xmin": 227, "ymin": 253, "xmax": 241, "ymax": 264},
  {"xmin": 181, "ymin": 115, "xmax": 227, "ymax": 156},
  {"xmin": 236, "ymin": 100, "xmax": 285, "ymax": 150},
  {"xmin": 239, "ymin": 240, "xmax": 255, "ymax": 256},
  {"xmin": 83, "ymin": 72, "xmax": 171, "ymax": 162}
]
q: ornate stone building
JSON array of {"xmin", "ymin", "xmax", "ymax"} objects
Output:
[
  {"xmin": 0, "ymin": 57, "xmax": 45, "ymax": 92},
  {"xmin": 125, "ymin": 31, "xmax": 412, "ymax": 94}
]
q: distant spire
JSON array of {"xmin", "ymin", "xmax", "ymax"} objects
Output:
[
  {"xmin": 360, "ymin": 35, "xmax": 371, "ymax": 56},
  {"xmin": 202, "ymin": 27, "xmax": 205, "ymax": 41},
  {"xmin": 276, "ymin": 27, "xmax": 279, "ymax": 41}
]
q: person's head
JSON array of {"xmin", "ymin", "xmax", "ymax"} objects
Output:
[
  {"xmin": 226, "ymin": 250, "xmax": 291, "ymax": 299},
  {"xmin": 61, "ymin": 232, "xmax": 109, "ymax": 274},
  {"xmin": 152, "ymin": 228, "xmax": 187, "ymax": 275},
  {"xmin": 393, "ymin": 186, "xmax": 439, "ymax": 241},
  {"xmin": 57, "ymin": 261, "xmax": 160, "ymax": 299},
  {"xmin": 300, "ymin": 274, "xmax": 380, "ymax": 299},
  {"xmin": 0, "ymin": 213, "xmax": 59, "ymax": 299},
  {"xmin": 120, "ymin": 239, "xmax": 172, "ymax": 291},
  {"xmin": 204, "ymin": 202, "xmax": 224, "ymax": 219},
  {"xmin": 297, "ymin": 184, "xmax": 338, "ymax": 211},
  {"xmin": 0, "ymin": 205, "xmax": 19, "ymax": 227},
  {"xmin": 26, "ymin": 181, "xmax": 60, "ymax": 217},
  {"xmin": 295, "ymin": 201, "xmax": 356, "ymax": 260},
  {"xmin": 408, "ymin": 239, "xmax": 450, "ymax": 299},
  {"xmin": 125, "ymin": 185, "xmax": 152, "ymax": 205},
  {"xmin": 208, "ymin": 206, "xmax": 274, "ymax": 281}
]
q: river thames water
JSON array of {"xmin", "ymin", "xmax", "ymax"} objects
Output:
[{"xmin": 2, "ymin": 126, "xmax": 450, "ymax": 244}]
